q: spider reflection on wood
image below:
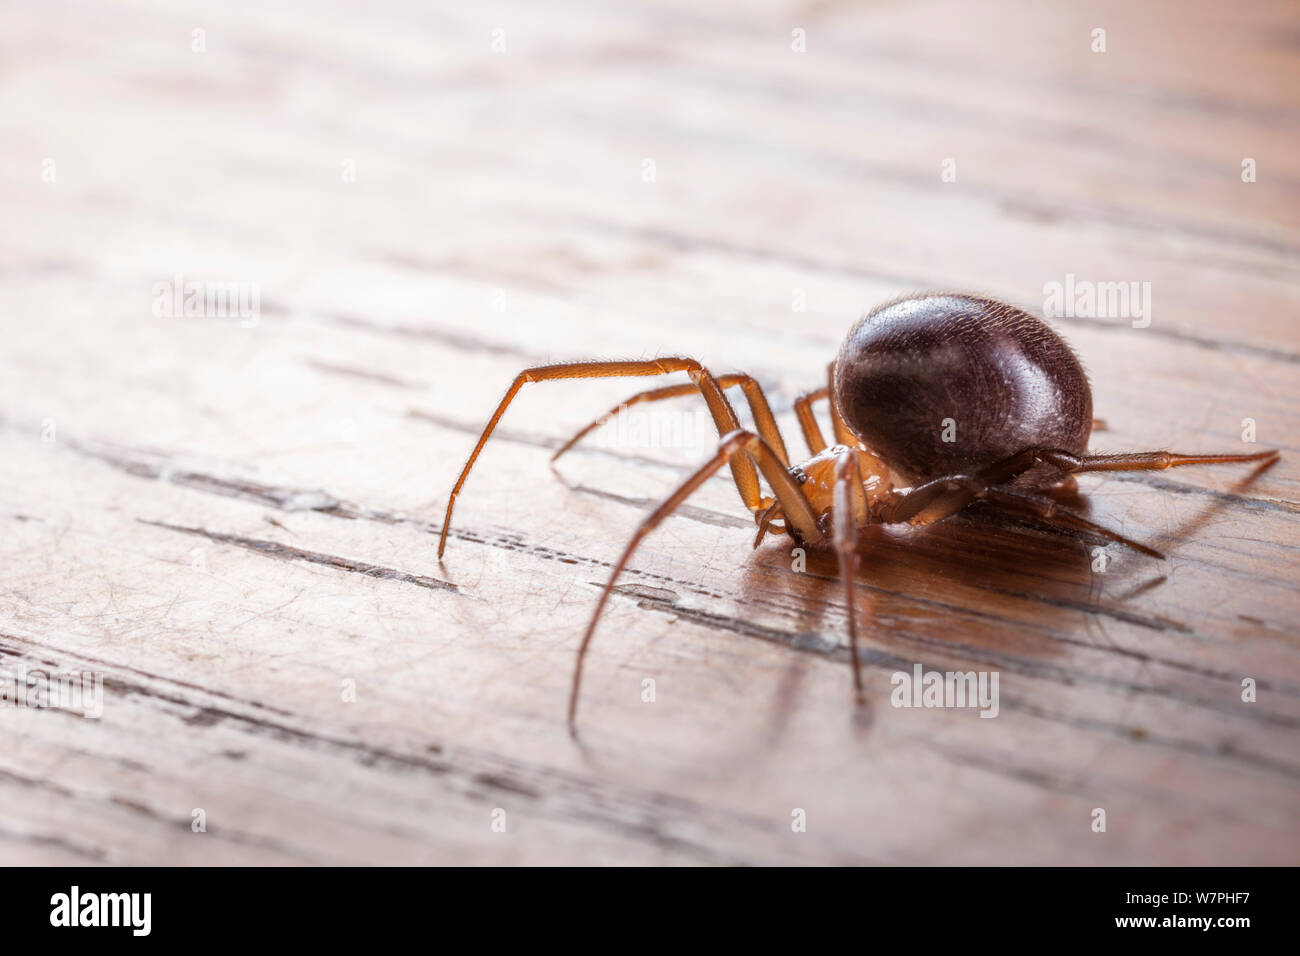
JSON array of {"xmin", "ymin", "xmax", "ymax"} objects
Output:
[{"xmin": 437, "ymin": 293, "xmax": 1277, "ymax": 730}]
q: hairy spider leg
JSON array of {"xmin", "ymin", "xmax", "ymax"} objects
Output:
[
  {"xmin": 889, "ymin": 476, "xmax": 1164, "ymax": 557},
  {"xmin": 979, "ymin": 485, "xmax": 1163, "ymax": 558},
  {"xmin": 978, "ymin": 446, "xmax": 1280, "ymax": 488},
  {"xmin": 792, "ymin": 385, "xmax": 830, "ymax": 455},
  {"xmin": 568, "ymin": 429, "xmax": 822, "ymax": 731},
  {"xmin": 880, "ymin": 447, "xmax": 1278, "ymax": 553},
  {"xmin": 793, "ymin": 363, "xmax": 858, "ymax": 454},
  {"xmin": 550, "ymin": 372, "xmax": 790, "ymax": 465},
  {"xmin": 825, "ymin": 361, "xmax": 858, "ymax": 448},
  {"xmin": 440, "ymin": 358, "xmax": 764, "ymax": 558}
]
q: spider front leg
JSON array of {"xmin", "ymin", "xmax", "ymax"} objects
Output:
[
  {"xmin": 550, "ymin": 372, "xmax": 790, "ymax": 465},
  {"xmin": 439, "ymin": 358, "xmax": 765, "ymax": 558},
  {"xmin": 568, "ymin": 428, "xmax": 822, "ymax": 732}
]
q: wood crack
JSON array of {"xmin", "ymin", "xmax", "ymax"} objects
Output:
[
  {"xmin": 57, "ymin": 431, "xmax": 1290, "ymax": 694},
  {"xmin": 0, "ymin": 633, "xmax": 811, "ymax": 865},
  {"xmin": 139, "ymin": 520, "xmax": 459, "ymax": 593},
  {"xmin": 606, "ymin": 583, "xmax": 1300, "ymax": 745}
]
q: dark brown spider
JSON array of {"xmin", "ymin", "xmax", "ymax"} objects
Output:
[{"xmin": 437, "ymin": 293, "xmax": 1277, "ymax": 730}]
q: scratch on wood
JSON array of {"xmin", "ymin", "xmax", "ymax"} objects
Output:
[
  {"xmin": 603, "ymin": 583, "xmax": 1300, "ymax": 740},
  {"xmin": 139, "ymin": 520, "xmax": 459, "ymax": 593}
]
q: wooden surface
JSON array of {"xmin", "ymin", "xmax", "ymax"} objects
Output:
[{"xmin": 2, "ymin": 0, "xmax": 1298, "ymax": 865}]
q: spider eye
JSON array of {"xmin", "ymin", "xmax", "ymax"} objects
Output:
[{"xmin": 788, "ymin": 466, "xmax": 808, "ymax": 485}]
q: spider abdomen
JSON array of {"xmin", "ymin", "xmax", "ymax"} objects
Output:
[{"xmin": 833, "ymin": 293, "xmax": 1092, "ymax": 484}]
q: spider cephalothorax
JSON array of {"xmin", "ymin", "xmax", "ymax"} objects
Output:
[
  {"xmin": 437, "ymin": 293, "xmax": 1277, "ymax": 731},
  {"xmin": 754, "ymin": 444, "xmax": 893, "ymax": 547}
]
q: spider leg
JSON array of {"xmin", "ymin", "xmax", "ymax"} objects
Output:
[
  {"xmin": 794, "ymin": 362, "xmax": 858, "ymax": 454},
  {"xmin": 568, "ymin": 428, "xmax": 822, "ymax": 732},
  {"xmin": 883, "ymin": 475, "xmax": 1162, "ymax": 556},
  {"xmin": 977, "ymin": 485, "xmax": 1163, "ymax": 558},
  {"xmin": 882, "ymin": 473, "xmax": 994, "ymax": 525},
  {"xmin": 825, "ymin": 361, "xmax": 858, "ymax": 447},
  {"xmin": 978, "ymin": 445, "xmax": 1279, "ymax": 487},
  {"xmin": 551, "ymin": 377, "xmax": 740, "ymax": 461},
  {"xmin": 550, "ymin": 371, "xmax": 790, "ymax": 465},
  {"xmin": 832, "ymin": 448, "xmax": 869, "ymax": 698},
  {"xmin": 440, "ymin": 358, "xmax": 761, "ymax": 558},
  {"xmin": 793, "ymin": 385, "xmax": 830, "ymax": 455},
  {"xmin": 889, "ymin": 445, "xmax": 1280, "ymax": 525}
]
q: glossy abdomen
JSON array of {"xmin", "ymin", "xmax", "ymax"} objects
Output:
[{"xmin": 833, "ymin": 294, "xmax": 1092, "ymax": 484}]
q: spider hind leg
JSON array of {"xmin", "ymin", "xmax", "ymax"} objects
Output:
[{"xmin": 568, "ymin": 428, "xmax": 822, "ymax": 731}]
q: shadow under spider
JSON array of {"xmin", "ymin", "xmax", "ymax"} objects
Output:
[
  {"xmin": 743, "ymin": 512, "xmax": 1114, "ymax": 666},
  {"xmin": 574, "ymin": 516, "xmax": 1112, "ymax": 779},
  {"xmin": 571, "ymin": 459, "xmax": 1278, "ymax": 775},
  {"xmin": 736, "ymin": 459, "xmax": 1277, "ymax": 719}
]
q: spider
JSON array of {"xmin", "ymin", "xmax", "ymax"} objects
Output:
[{"xmin": 437, "ymin": 293, "xmax": 1277, "ymax": 730}]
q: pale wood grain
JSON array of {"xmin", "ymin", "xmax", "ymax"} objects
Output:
[{"xmin": 1, "ymin": 0, "xmax": 1297, "ymax": 865}]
